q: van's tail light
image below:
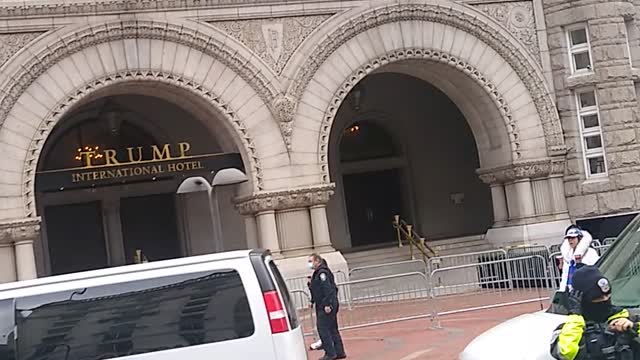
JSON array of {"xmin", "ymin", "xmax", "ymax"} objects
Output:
[{"xmin": 263, "ymin": 290, "xmax": 289, "ymax": 334}]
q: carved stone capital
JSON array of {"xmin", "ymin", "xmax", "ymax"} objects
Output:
[
  {"xmin": 477, "ymin": 157, "xmax": 566, "ymax": 184},
  {"xmin": 0, "ymin": 217, "xmax": 41, "ymax": 245},
  {"xmin": 235, "ymin": 184, "xmax": 335, "ymax": 215}
]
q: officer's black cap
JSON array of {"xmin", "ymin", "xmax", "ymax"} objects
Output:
[{"xmin": 572, "ymin": 265, "xmax": 611, "ymax": 302}]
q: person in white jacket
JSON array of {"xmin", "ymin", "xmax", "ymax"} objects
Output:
[{"xmin": 558, "ymin": 225, "xmax": 600, "ymax": 292}]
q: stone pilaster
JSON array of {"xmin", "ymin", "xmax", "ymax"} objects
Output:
[
  {"xmin": 0, "ymin": 243, "xmax": 16, "ymax": 283},
  {"xmin": 478, "ymin": 158, "xmax": 571, "ymax": 246},
  {"xmin": 244, "ymin": 215, "xmax": 259, "ymax": 250},
  {"xmin": 489, "ymin": 184, "xmax": 509, "ymax": 224},
  {"xmin": 0, "ymin": 217, "xmax": 41, "ymax": 281},
  {"xmin": 310, "ymin": 204, "xmax": 333, "ymax": 252},
  {"xmin": 256, "ymin": 211, "xmax": 281, "ymax": 257}
]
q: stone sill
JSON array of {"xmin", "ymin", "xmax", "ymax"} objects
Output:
[
  {"xmin": 581, "ymin": 175, "xmax": 610, "ymax": 185},
  {"xmin": 565, "ymin": 71, "xmax": 597, "ymax": 89}
]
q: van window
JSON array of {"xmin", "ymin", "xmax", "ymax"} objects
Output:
[
  {"xmin": 0, "ymin": 299, "xmax": 16, "ymax": 360},
  {"xmin": 268, "ymin": 261, "xmax": 299, "ymax": 329},
  {"xmin": 11, "ymin": 269, "xmax": 254, "ymax": 360}
]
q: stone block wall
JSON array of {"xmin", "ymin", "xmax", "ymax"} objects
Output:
[{"xmin": 543, "ymin": 0, "xmax": 640, "ymax": 219}]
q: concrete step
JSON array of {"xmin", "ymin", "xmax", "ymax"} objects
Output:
[
  {"xmin": 435, "ymin": 243, "xmax": 496, "ymax": 257},
  {"xmin": 431, "ymin": 239, "xmax": 489, "ymax": 252},
  {"xmin": 343, "ymin": 245, "xmax": 412, "ymax": 269},
  {"xmin": 342, "ymin": 234, "xmax": 497, "ymax": 273},
  {"xmin": 427, "ymin": 234, "xmax": 486, "ymax": 247}
]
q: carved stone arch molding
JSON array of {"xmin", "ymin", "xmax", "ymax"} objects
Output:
[
  {"xmin": 0, "ymin": 20, "xmax": 294, "ymax": 219},
  {"xmin": 286, "ymin": 1, "xmax": 567, "ymax": 176},
  {"xmin": 0, "ymin": 19, "xmax": 281, "ymax": 129}
]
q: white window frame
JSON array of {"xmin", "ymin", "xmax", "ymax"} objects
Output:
[
  {"xmin": 566, "ymin": 25, "xmax": 594, "ymax": 74},
  {"xmin": 575, "ymin": 88, "xmax": 607, "ymax": 178},
  {"xmin": 625, "ymin": 19, "xmax": 638, "ymax": 68},
  {"xmin": 625, "ymin": 21, "xmax": 634, "ymax": 68}
]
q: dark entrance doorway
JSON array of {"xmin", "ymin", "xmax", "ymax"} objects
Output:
[
  {"xmin": 343, "ymin": 168, "xmax": 404, "ymax": 247},
  {"xmin": 120, "ymin": 194, "xmax": 182, "ymax": 264},
  {"xmin": 44, "ymin": 201, "xmax": 109, "ymax": 275}
]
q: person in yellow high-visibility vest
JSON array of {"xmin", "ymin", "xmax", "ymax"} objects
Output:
[{"xmin": 551, "ymin": 266, "xmax": 639, "ymax": 360}]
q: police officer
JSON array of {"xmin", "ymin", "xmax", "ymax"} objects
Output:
[
  {"xmin": 551, "ymin": 265, "xmax": 639, "ymax": 360},
  {"xmin": 308, "ymin": 253, "xmax": 347, "ymax": 360}
]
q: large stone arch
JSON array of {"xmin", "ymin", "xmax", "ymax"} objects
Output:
[
  {"xmin": 285, "ymin": 1, "xmax": 566, "ymax": 186},
  {"xmin": 0, "ymin": 21, "xmax": 289, "ymax": 220}
]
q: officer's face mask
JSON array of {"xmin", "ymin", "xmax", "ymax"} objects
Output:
[
  {"xmin": 307, "ymin": 261, "xmax": 315, "ymax": 270},
  {"xmin": 583, "ymin": 298, "xmax": 612, "ymax": 323}
]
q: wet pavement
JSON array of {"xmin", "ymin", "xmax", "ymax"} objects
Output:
[{"xmin": 305, "ymin": 301, "xmax": 545, "ymax": 360}]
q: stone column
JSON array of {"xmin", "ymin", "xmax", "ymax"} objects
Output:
[
  {"xmin": 310, "ymin": 204, "xmax": 334, "ymax": 252},
  {"xmin": 15, "ymin": 240, "xmax": 37, "ymax": 280},
  {"xmin": 489, "ymin": 183, "xmax": 509, "ymax": 223},
  {"xmin": 0, "ymin": 218, "xmax": 41, "ymax": 281},
  {"xmin": 509, "ymin": 179, "xmax": 535, "ymax": 219},
  {"xmin": 256, "ymin": 210, "xmax": 281, "ymax": 256},
  {"xmin": 244, "ymin": 215, "xmax": 259, "ymax": 249},
  {"xmin": 0, "ymin": 242, "xmax": 16, "ymax": 283}
]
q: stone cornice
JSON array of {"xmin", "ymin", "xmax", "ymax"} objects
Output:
[
  {"xmin": 0, "ymin": 217, "xmax": 41, "ymax": 245},
  {"xmin": 476, "ymin": 158, "xmax": 566, "ymax": 184},
  {"xmin": 0, "ymin": 0, "xmax": 332, "ymax": 18},
  {"xmin": 234, "ymin": 184, "xmax": 335, "ymax": 215}
]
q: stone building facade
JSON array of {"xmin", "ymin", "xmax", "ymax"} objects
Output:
[{"xmin": 0, "ymin": 0, "xmax": 637, "ymax": 283}]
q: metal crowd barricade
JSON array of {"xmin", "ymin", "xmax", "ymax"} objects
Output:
[
  {"xmin": 348, "ymin": 259, "xmax": 428, "ymax": 279},
  {"xmin": 287, "ymin": 254, "xmax": 563, "ymax": 333},
  {"xmin": 427, "ymin": 249, "xmax": 507, "ymax": 273},
  {"xmin": 289, "ymin": 289, "xmax": 319, "ymax": 338},
  {"xmin": 549, "ymin": 251, "xmax": 562, "ymax": 287},
  {"xmin": 285, "ymin": 270, "xmax": 351, "ymax": 310},
  {"xmin": 334, "ymin": 271, "xmax": 435, "ymax": 331},
  {"xmin": 428, "ymin": 255, "xmax": 554, "ymax": 328}
]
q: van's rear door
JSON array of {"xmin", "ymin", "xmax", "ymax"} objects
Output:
[{"xmin": 250, "ymin": 251, "xmax": 308, "ymax": 359}]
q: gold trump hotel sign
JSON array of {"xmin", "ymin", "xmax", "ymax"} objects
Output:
[{"xmin": 36, "ymin": 142, "xmax": 244, "ymax": 191}]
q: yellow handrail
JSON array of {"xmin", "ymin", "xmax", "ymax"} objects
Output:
[{"xmin": 392, "ymin": 215, "xmax": 437, "ymax": 259}]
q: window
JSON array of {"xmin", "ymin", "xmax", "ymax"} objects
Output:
[
  {"xmin": 11, "ymin": 269, "xmax": 254, "ymax": 360},
  {"xmin": 575, "ymin": 89, "xmax": 607, "ymax": 177},
  {"xmin": 567, "ymin": 26, "xmax": 593, "ymax": 73}
]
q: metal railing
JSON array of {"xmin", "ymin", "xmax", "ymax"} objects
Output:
[{"xmin": 392, "ymin": 215, "xmax": 437, "ymax": 259}]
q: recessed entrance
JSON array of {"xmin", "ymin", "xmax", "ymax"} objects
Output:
[
  {"xmin": 35, "ymin": 90, "xmax": 248, "ymax": 276},
  {"xmin": 327, "ymin": 72, "xmax": 494, "ymax": 250}
]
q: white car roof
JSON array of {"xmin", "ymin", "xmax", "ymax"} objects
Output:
[{"xmin": 0, "ymin": 249, "xmax": 255, "ymax": 294}]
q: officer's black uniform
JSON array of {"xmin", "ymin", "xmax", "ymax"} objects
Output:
[{"xmin": 309, "ymin": 260, "xmax": 346, "ymax": 360}]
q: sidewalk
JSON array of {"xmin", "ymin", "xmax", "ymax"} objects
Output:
[{"xmin": 305, "ymin": 301, "xmax": 543, "ymax": 360}]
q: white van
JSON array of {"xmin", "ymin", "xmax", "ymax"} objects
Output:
[
  {"xmin": 0, "ymin": 249, "xmax": 308, "ymax": 360},
  {"xmin": 459, "ymin": 216, "xmax": 640, "ymax": 360}
]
